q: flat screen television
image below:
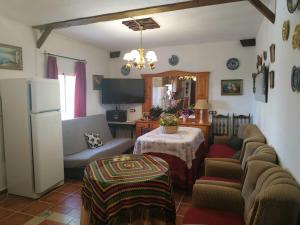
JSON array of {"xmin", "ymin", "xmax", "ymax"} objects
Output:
[{"xmin": 101, "ymin": 79, "xmax": 145, "ymax": 104}]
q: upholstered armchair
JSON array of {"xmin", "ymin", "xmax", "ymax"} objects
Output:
[
  {"xmin": 203, "ymin": 143, "xmax": 278, "ymax": 181},
  {"xmin": 183, "ymin": 161, "xmax": 300, "ymax": 225},
  {"xmin": 207, "ymin": 124, "xmax": 266, "ymax": 159}
]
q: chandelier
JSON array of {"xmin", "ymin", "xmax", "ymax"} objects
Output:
[
  {"xmin": 178, "ymin": 76, "xmax": 197, "ymax": 81},
  {"xmin": 123, "ymin": 25, "xmax": 157, "ymax": 70}
]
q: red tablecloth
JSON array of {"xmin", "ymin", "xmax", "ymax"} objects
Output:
[
  {"xmin": 145, "ymin": 142, "xmax": 205, "ymax": 191},
  {"xmin": 134, "ymin": 127, "xmax": 206, "ymax": 190}
]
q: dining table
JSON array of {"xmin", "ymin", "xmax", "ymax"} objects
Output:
[{"xmin": 133, "ymin": 126, "xmax": 205, "ymax": 191}]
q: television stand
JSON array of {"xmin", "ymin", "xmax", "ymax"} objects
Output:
[{"xmin": 108, "ymin": 121, "xmax": 136, "ymax": 139}]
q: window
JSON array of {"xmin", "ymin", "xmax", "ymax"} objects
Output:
[{"xmin": 58, "ymin": 74, "xmax": 76, "ymax": 120}]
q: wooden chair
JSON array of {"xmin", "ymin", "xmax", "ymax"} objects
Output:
[
  {"xmin": 232, "ymin": 114, "xmax": 251, "ymax": 136},
  {"xmin": 212, "ymin": 114, "xmax": 230, "ymax": 143}
]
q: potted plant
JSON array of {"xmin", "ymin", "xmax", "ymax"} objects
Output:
[
  {"xmin": 159, "ymin": 113, "xmax": 178, "ymax": 134},
  {"xmin": 149, "ymin": 106, "xmax": 163, "ymax": 120}
]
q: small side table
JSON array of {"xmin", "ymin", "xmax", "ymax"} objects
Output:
[
  {"xmin": 108, "ymin": 121, "xmax": 136, "ymax": 138},
  {"xmin": 81, "ymin": 154, "xmax": 176, "ymax": 225}
]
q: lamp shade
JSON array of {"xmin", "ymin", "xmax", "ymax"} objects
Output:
[
  {"xmin": 194, "ymin": 99, "xmax": 208, "ymax": 110},
  {"xmin": 123, "ymin": 52, "xmax": 133, "ymax": 61}
]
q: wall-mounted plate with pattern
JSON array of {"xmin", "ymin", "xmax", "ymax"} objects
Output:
[
  {"xmin": 168, "ymin": 55, "xmax": 179, "ymax": 66},
  {"xmin": 282, "ymin": 20, "xmax": 290, "ymax": 41},
  {"xmin": 292, "ymin": 24, "xmax": 300, "ymax": 49},
  {"xmin": 226, "ymin": 58, "xmax": 240, "ymax": 70},
  {"xmin": 121, "ymin": 65, "xmax": 130, "ymax": 76},
  {"xmin": 287, "ymin": 0, "xmax": 299, "ymax": 14},
  {"xmin": 291, "ymin": 66, "xmax": 300, "ymax": 92}
]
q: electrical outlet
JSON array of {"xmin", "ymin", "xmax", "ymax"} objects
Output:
[{"xmin": 129, "ymin": 108, "xmax": 136, "ymax": 113}]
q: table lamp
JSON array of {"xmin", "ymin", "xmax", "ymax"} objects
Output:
[{"xmin": 194, "ymin": 99, "xmax": 208, "ymax": 124}]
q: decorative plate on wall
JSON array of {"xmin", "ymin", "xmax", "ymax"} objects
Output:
[
  {"xmin": 287, "ymin": 0, "xmax": 299, "ymax": 13},
  {"xmin": 292, "ymin": 24, "xmax": 300, "ymax": 49},
  {"xmin": 226, "ymin": 58, "xmax": 240, "ymax": 70},
  {"xmin": 282, "ymin": 20, "xmax": 290, "ymax": 41},
  {"xmin": 291, "ymin": 66, "xmax": 300, "ymax": 92},
  {"xmin": 121, "ymin": 65, "xmax": 130, "ymax": 76},
  {"xmin": 168, "ymin": 55, "xmax": 179, "ymax": 66}
]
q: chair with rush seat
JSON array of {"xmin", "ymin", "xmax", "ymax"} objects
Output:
[
  {"xmin": 232, "ymin": 113, "xmax": 251, "ymax": 136},
  {"xmin": 211, "ymin": 113, "xmax": 230, "ymax": 139}
]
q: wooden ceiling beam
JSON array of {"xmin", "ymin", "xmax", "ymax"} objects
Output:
[
  {"xmin": 36, "ymin": 26, "xmax": 53, "ymax": 48},
  {"xmin": 248, "ymin": 0, "xmax": 275, "ymax": 23},
  {"xmin": 33, "ymin": 0, "xmax": 245, "ymax": 30}
]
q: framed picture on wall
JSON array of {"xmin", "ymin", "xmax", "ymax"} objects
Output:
[
  {"xmin": 0, "ymin": 43, "xmax": 23, "ymax": 70},
  {"xmin": 254, "ymin": 65, "xmax": 269, "ymax": 103},
  {"xmin": 221, "ymin": 79, "xmax": 243, "ymax": 96},
  {"xmin": 270, "ymin": 44, "xmax": 275, "ymax": 63},
  {"xmin": 93, "ymin": 75, "xmax": 104, "ymax": 90}
]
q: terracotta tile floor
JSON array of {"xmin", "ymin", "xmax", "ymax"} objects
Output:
[{"xmin": 0, "ymin": 181, "xmax": 192, "ymax": 225}]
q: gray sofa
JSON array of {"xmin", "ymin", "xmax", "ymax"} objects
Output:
[{"xmin": 62, "ymin": 114, "xmax": 134, "ymax": 177}]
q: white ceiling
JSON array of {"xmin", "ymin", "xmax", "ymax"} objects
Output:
[{"xmin": 0, "ymin": 0, "xmax": 271, "ymax": 51}]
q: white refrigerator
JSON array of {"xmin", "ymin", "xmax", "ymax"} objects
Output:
[{"xmin": 0, "ymin": 78, "xmax": 64, "ymax": 199}]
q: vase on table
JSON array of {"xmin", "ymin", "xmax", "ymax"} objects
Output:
[
  {"xmin": 159, "ymin": 113, "xmax": 178, "ymax": 134},
  {"xmin": 160, "ymin": 125, "xmax": 178, "ymax": 134}
]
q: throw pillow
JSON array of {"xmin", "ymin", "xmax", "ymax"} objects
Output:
[
  {"xmin": 84, "ymin": 132, "xmax": 103, "ymax": 149},
  {"xmin": 227, "ymin": 136, "xmax": 243, "ymax": 151},
  {"xmin": 232, "ymin": 150, "xmax": 241, "ymax": 159}
]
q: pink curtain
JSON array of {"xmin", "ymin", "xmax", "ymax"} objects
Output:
[
  {"xmin": 47, "ymin": 56, "xmax": 58, "ymax": 79},
  {"xmin": 74, "ymin": 61, "xmax": 86, "ymax": 118}
]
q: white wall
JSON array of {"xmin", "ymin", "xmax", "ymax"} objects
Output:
[
  {"xmin": 0, "ymin": 15, "xmax": 109, "ymax": 190},
  {"xmin": 254, "ymin": 1, "xmax": 300, "ymax": 182},
  {"xmin": 36, "ymin": 33, "xmax": 109, "ymax": 116},
  {"xmin": 109, "ymin": 41, "xmax": 255, "ymax": 120}
]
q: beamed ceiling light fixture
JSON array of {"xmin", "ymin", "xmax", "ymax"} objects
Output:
[{"xmin": 123, "ymin": 21, "xmax": 157, "ymax": 70}]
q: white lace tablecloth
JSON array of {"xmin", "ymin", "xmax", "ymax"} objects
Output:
[{"xmin": 133, "ymin": 126, "xmax": 205, "ymax": 169}]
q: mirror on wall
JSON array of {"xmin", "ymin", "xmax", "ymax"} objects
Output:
[{"xmin": 152, "ymin": 76, "xmax": 196, "ymax": 111}]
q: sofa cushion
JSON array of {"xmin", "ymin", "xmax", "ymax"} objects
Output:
[
  {"xmin": 84, "ymin": 132, "xmax": 103, "ymax": 149},
  {"xmin": 183, "ymin": 207, "xmax": 244, "ymax": 225},
  {"xmin": 64, "ymin": 138, "xmax": 133, "ymax": 168},
  {"xmin": 200, "ymin": 176, "xmax": 241, "ymax": 184},
  {"xmin": 62, "ymin": 114, "xmax": 113, "ymax": 155},
  {"xmin": 207, "ymin": 144, "xmax": 236, "ymax": 158},
  {"xmin": 227, "ymin": 136, "xmax": 243, "ymax": 151}
]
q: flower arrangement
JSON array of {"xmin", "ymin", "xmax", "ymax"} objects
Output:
[
  {"xmin": 159, "ymin": 113, "xmax": 178, "ymax": 134},
  {"xmin": 164, "ymin": 99, "xmax": 181, "ymax": 114},
  {"xmin": 159, "ymin": 113, "xmax": 178, "ymax": 126},
  {"xmin": 181, "ymin": 108, "xmax": 194, "ymax": 119}
]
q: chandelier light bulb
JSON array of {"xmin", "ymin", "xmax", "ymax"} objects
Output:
[
  {"xmin": 130, "ymin": 50, "xmax": 139, "ymax": 60},
  {"xmin": 123, "ymin": 52, "xmax": 133, "ymax": 61},
  {"xmin": 146, "ymin": 51, "xmax": 157, "ymax": 62}
]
